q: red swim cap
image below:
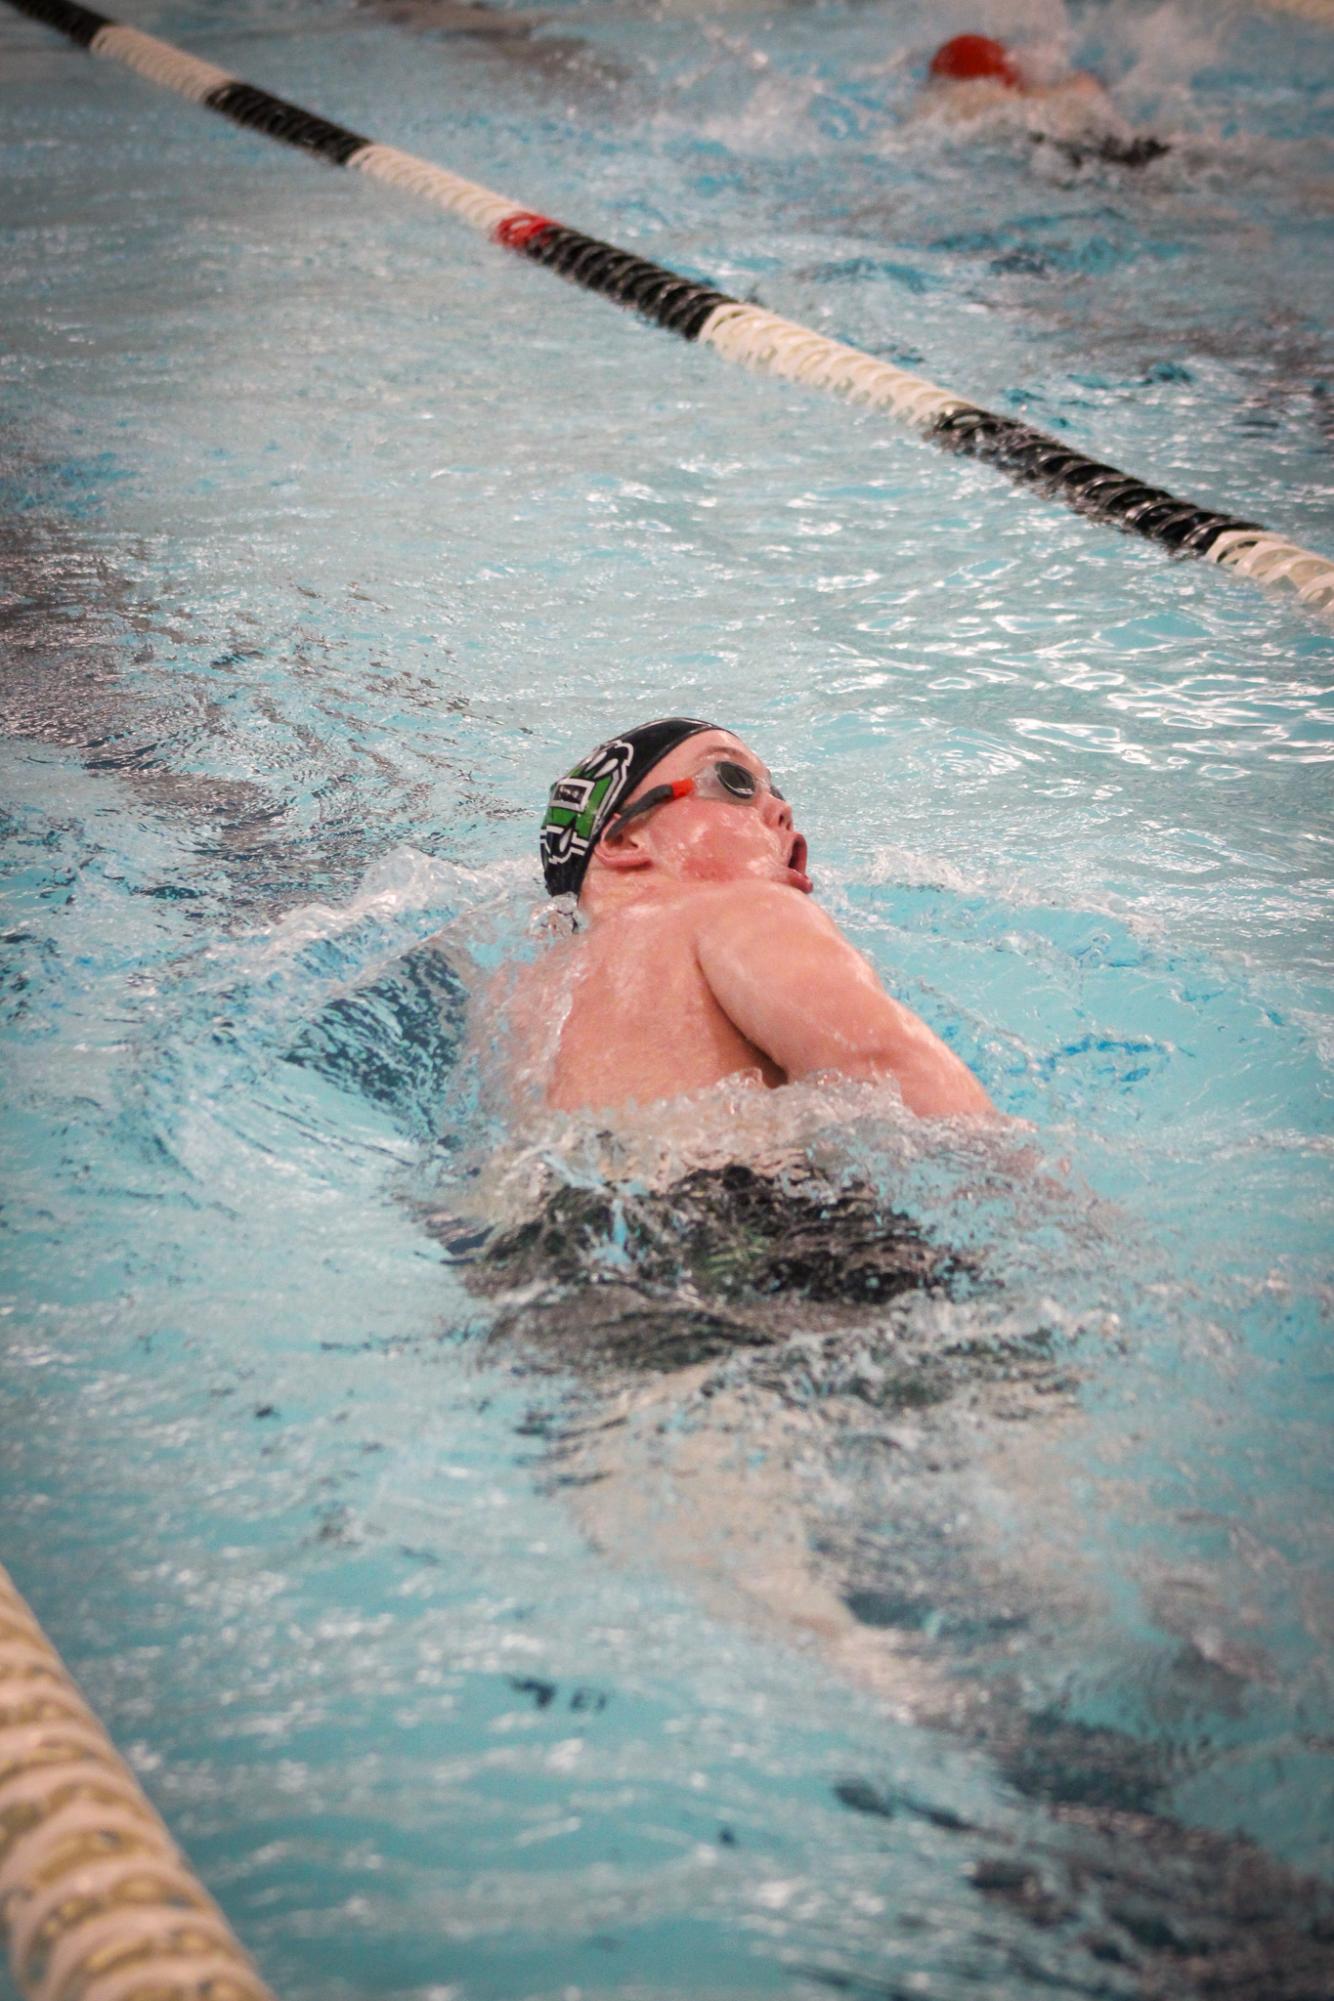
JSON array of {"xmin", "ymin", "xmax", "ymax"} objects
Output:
[{"xmin": 928, "ymin": 34, "xmax": 1021, "ymax": 88}]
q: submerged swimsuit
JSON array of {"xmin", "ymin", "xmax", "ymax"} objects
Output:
[
  {"xmin": 481, "ymin": 1162, "xmax": 958, "ymax": 1303},
  {"xmin": 1033, "ymin": 130, "xmax": 1171, "ymax": 169},
  {"xmin": 458, "ymin": 1162, "xmax": 976, "ymax": 1373}
]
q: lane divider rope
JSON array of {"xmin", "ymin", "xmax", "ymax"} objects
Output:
[
  {"xmin": 5, "ymin": 0, "xmax": 1333, "ymax": 614},
  {"xmin": 0, "ymin": 1561, "xmax": 276, "ymax": 2001}
]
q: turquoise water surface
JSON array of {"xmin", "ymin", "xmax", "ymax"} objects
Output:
[{"xmin": 2, "ymin": 2, "xmax": 1332, "ymax": 1996}]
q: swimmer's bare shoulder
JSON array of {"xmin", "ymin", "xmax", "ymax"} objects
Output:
[
  {"xmin": 504, "ymin": 880, "xmax": 993, "ymax": 1120},
  {"xmin": 690, "ymin": 881, "xmax": 996, "ymax": 1118},
  {"xmin": 509, "ymin": 885, "xmax": 785, "ymax": 1111}
]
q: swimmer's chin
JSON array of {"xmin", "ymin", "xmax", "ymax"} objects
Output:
[{"xmin": 757, "ymin": 857, "xmax": 811, "ymax": 894}]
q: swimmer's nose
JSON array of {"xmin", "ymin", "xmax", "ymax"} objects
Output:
[{"xmin": 762, "ymin": 792, "xmax": 793, "ymax": 833}]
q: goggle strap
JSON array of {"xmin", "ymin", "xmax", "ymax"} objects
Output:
[{"xmin": 601, "ymin": 776, "xmax": 696, "ymax": 844}]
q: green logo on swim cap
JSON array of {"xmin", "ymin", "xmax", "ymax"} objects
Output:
[
  {"xmin": 543, "ymin": 769, "xmax": 618, "ymax": 849},
  {"xmin": 540, "ymin": 740, "xmax": 638, "ymax": 896}
]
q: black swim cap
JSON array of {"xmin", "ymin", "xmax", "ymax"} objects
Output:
[{"xmin": 540, "ymin": 717, "xmax": 716, "ymax": 898}]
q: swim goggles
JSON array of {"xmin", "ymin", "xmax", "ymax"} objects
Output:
[{"xmin": 601, "ymin": 757, "xmax": 784, "ymax": 845}]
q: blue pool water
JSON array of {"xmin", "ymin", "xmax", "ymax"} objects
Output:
[{"xmin": 2, "ymin": 1, "xmax": 1332, "ymax": 1995}]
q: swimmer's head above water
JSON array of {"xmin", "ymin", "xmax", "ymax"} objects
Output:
[
  {"xmin": 523, "ymin": 718, "xmax": 994, "ymax": 1119},
  {"xmin": 928, "ymin": 33, "xmax": 1022, "ymax": 89},
  {"xmin": 926, "ymin": 31, "xmax": 1105, "ymax": 103},
  {"xmin": 921, "ymin": 30, "xmax": 1167, "ymax": 169},
  {"xmin": 540, "ymin": 718, "xmax": 811, "ymax": 904}
]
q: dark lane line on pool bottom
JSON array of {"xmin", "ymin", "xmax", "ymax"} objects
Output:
[{"xmin": 0, "ymin": 479, "xmax": 492, "ymax": 919}]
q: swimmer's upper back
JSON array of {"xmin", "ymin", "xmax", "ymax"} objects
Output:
[
  {"xmin": 517, "ymin": 887, "xmax": 782, "ymax": 1112},
  {"xmin": 507, "ymin": 878, "xmax": 994, "ymax": 1120}
]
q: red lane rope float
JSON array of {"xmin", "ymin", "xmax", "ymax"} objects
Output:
[
  {"xmin": 5, "ymin": 0, "xmax": 1333, "ymax": 613},
  {"xmin": 492, "ymin": 210, "xmax": 557, "ymax": 251}
]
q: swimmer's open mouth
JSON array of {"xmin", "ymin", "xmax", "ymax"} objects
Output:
[{"xmin": 787, "ymin": 833, "xmax": 811, "ymax": 890}]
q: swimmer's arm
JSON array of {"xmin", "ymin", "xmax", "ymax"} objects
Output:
[{"xmin": 694, "ymin": 886, "xmax": 996, "ymax": 1118}]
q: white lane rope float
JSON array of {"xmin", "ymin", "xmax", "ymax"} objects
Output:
[
  {"xmin": 0, "ymin": 1561, "xmax": 276, "ymax": 2001},
  {"xmin": 6, "ymin": 0, "xmax": 1333, "ymax": 615}
]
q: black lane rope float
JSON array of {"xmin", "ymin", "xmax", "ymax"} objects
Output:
[{"xmin": 7, "ymin": 0, "xmax": 1333, "ymax": 614}]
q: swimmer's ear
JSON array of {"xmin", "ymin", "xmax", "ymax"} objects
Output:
[{"xmin": 592, "ymin": 824, "xmax": 653, "ymax": 873}]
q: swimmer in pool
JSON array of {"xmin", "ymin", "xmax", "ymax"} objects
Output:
[
  {"xmin": 475, "ymin": 742, "xmax": 1334, "ymax": 1984},
  {"xmin": 919, "ymin": 31, "xmax": 1170, "ymax": 171},
  {"xmin": 508, "ymin": 717, "xmax": 995, "ymax": 1119}
]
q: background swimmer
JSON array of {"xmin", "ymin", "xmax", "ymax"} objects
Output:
[
  {"xmin": 919, "ymin": 29, "xmax": 1170, "ymax": 170},
  {"xmin": 505, "ymin": 718, "xmax": 996, "ymax": 1120}
]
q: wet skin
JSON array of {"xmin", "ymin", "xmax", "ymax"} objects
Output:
[{"xmin": 507, "ymin": 730, "xmax": 995, "ymax": 1119}]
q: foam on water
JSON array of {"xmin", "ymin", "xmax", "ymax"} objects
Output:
[{"xmin": 2, "ymin": 1, "xmax": 1332, "ymax": 1996}]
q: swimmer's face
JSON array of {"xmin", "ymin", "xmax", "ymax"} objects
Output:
[{"xmin": 598, "ymin": 728, "xmax": 811, "ymax": 895}]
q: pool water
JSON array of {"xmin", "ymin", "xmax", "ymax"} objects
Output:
[{"xmin": 2, "ymin": 1, "xmax": 1332, "ymax": 1996}]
